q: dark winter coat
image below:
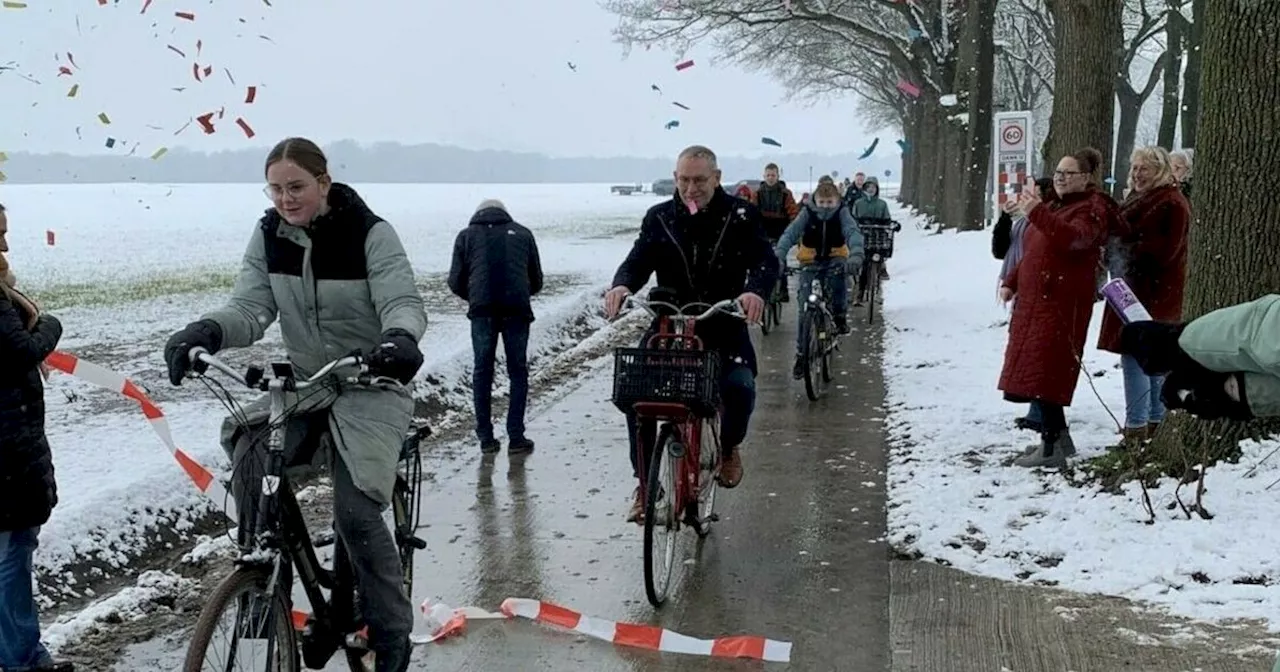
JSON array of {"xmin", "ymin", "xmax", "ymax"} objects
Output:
[
  {"xmin": 0, "ymin": 290, "xmax": 63, "ymax": 532},
  {"xmin": 447, "ymin": 207, "xmax": 544, "ymax": 321},
  {"xmin": 999, "ymin": 187, "xmax": 1119, "ymax": 406},
  {"xmin": 749, "ymin": 181, "xmax": 799, "ymax": 240},
  {"xmin": 612, "ymin": 187, "xmax": 780, "ymax": 375},
  {"xmin": 1097, "ymin": 183, "xmax": 1190, "ymax": 353}
]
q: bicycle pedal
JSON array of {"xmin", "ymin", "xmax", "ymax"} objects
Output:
[
  {"xmin": 706, "ymin": 513, "xmax": 720, "ymax": 522},
  {"xmin": 313, "ymin": 530, "xmax": 336, "ymax": 548}
]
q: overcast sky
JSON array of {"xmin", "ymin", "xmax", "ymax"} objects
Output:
[{"xmin": 0, "ymin": 0, "xmax": 887, "ymax": 159}]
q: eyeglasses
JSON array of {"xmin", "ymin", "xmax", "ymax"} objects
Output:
[
  {"xmin": 263, "ymin": 181, "xmax": 314, "ymax": 200},
  {"xmin": 1053, "ymin": 170, "xmax": 1086, "ymax": 178}
]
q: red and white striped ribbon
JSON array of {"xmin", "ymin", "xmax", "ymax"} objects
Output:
[
  {"xmin": 45, "ymin": 350, "xmax": 236, "ymax": 521},
  {"xmin": 499, "ymin": 597, "xmax": 792, "ymax": 663}
]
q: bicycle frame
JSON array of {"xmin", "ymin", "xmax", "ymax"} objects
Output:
[
  {"xmin": 189, "ymin": 349, "xmax": 405, "ymax": 647},
  {"xmin": 624, "ymin": 297, "xmax": 740, "ymax": 525}
]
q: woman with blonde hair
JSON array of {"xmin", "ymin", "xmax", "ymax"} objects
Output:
[
  {"xmin": 1169, "ymin": 148, "xmax": 1193, "ymax": 198},
  {"xmin": 1097, "ymin": 146, "xmax": 1191, "ymax": 445},
  {"xmin": 0, "ymin": 203, "xmax": 74, "ymax": 672}
]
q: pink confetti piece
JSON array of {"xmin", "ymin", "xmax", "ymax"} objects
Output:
[{"xmin": 895, "ymin": 79, "xmax": 921, "ymax": 98}]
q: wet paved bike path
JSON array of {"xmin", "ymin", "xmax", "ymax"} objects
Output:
[{"xmin": 395, "ymin": 312, "xmax": 892, "ymax": 671}]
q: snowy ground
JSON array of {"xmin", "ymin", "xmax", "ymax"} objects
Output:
[
  {"xmin": 881, "ymin": 215, "xmax": 1280, "ymax": 630},
  {"xmin": 3, "ymin": 183, "xmax": 653, "ymax": 599}
]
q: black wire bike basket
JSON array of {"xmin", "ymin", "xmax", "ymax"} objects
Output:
[
  {"xmin": 611, "ymin": 347, "xmax": 721, "ymax": 417},
  {"xmin": 861, "ymin": 223, "xmax": 897, "ymax": 258}
]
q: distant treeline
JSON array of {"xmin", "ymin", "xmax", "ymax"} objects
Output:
[{"xmin": 0, "ymin": 140, "xmax": 901, "ymax": 185}]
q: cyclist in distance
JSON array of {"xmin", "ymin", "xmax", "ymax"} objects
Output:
[
  {"xmin": 774, "ymin": 182, "xmax": 865, "ymax": 376},
  {"xmin": 750, "ymin": 163, "xmax": 798, "ymax": 300},
  {"xmin": 161, "ymin": 137, "xmax": 426, "ymax": 672},
  {"xmin": 604, "ymin": 145, "xmax": 780, "ymax": 522}
]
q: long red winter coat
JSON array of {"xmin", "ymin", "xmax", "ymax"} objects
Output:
[
  {"xmin": 1097, "ymin": 183, "xmax": 1190, "ymax": 353},
  {"xmin": 999, "ymin": 187, "xmax": 1119, "ymax": 407}
]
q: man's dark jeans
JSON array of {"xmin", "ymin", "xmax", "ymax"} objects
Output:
[{"xmin": 471, "ymin": 316, "xmax": 531, "ymax": 442}]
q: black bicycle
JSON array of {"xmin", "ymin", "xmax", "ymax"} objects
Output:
[
  {"xmin": 761, "ymin": 275, "xmax": 785, "ymax": 335},
  {"xmin": 789, "ymin": 265, "xmax": 840, "ymax": 401},
  {"xmin": 857, "ymin": 218, "xmax": 901, "ymax": 324},
  {"xmin": 181, "ymin": 349, "xmax": 428, "ymax": 672}
]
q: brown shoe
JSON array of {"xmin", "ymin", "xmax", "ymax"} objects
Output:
[
  {"xmin": 626, "ymin": 487, "xmax": 645, "ymax": 524},
  {"xmin": 1119, "ymin": 426, "xmax": 1150, "ymax": 449},
  {"xmin": 1147, "ymin": 421, "xmax": 1161, "ymax": 437},
  {"xmin": 717, "ymin": 447, "xmax": 744, "ymax": 489}
]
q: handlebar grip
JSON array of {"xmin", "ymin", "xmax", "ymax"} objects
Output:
[{"xmin": 187, "ymin": 347, "xmax": 210, "ymax": 375}]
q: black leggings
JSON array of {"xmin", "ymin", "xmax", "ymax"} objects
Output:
[{"xmin": 1038, "ymin": 401, "xmax": 1067, "ymax": 434}]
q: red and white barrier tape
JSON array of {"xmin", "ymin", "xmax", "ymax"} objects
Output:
[
  {"xmin": 499, "ymin": 597, "xmax": 791, "ymax": 662},
  {"xmin": 46, "ymin": 350, "xmax": 236, "ymax": 521}
]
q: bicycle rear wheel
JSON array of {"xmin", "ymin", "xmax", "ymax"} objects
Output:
[
  {"xmin": 184, "ymin": 566, "xmax": 298, "ymax": 672},
  {"xmin": 643, "ymin": 426, "xmax": 682, "ymax": 607}
]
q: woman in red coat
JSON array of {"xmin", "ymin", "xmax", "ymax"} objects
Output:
[
  {"xmin": 999, "ymin": 147, "xmax": 1121, "ymax": 468},
  {"xmin": 1097, "ymin": 146, "xmax": 1191, "ymax": 444}
]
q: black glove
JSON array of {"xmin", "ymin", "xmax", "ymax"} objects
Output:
[
  {"xmin": 1120, "ymin": 320, "xmax": 1188, "ymax": 375},
  {"xmin": 1162, "ymin": 367, "xmax": 1253, "ymax": 421},
  {"xmin": 367, "ymin": 329, "xmax": 423, "ymax": 385},
  {"xmin": 164, "ymin": 319, "xmax": 223, "ymax": 386}
]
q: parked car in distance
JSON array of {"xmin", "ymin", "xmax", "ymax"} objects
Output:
[
  {"xmin": 651, "ymin": 178, "xmax": 676, "ymax": 196},
  {"xmin": 610, "ymin": 183, "xmax": 644, "ymax": 195}
]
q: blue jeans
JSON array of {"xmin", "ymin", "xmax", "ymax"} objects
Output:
[
  {"xmin": 1026, "ymin": 400, "xmax": 1043, "ymax": 424},
  {"xmin": 626, "ymin": 363, "xmax": 756, "ymax": 479},
  {"xmin": 1121, "ymin": 354, "xmax": 1167, "ymax": 428},
  {"xmin": 471, "ymin": 316, "xmax": 531, "ymax": 442},
  {"xmin": 0, "ymin": 528, "xmax": 52, "ymax": 670},
  {"xmin": 796, "ymin": 259, "xmax": 849, "ymax": 350}
]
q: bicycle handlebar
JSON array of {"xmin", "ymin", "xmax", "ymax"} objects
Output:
[
  {"xmin": 623, "ymin": 295, "xmax": 745, "ymax": 321},
  {"xmin": 188, "ymin": 347, "xmax": 401, "ymax": 392}
]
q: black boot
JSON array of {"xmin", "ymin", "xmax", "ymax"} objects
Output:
[
  {"xmin": 780, "ymin": 276, "xmax": 790, "ymax": 302},
  {"xmin": 833, "ymin": 314, "xmax": 850, "ymax": 335},
  {"xmin": 792, "ymin": 355, "xmax": 805, "ymax": 380}
]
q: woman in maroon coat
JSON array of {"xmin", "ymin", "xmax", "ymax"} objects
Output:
[
  {"xmin": 1097, "ymin": 146, "xmax": 1191, "ymax": 444},
  {"xmin": 999, "ymin": 147, "xmax": 1122, "ymax": 468}
]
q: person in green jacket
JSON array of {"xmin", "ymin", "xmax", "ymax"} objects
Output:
[
  {"xmin": 1122, "ymin": 294, "xmax": 1280, "ymax": 419},
  {"xmin": 850, "ymin": 175, "xmax": 893, "ymax": 304}
]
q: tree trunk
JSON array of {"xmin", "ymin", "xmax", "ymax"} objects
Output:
[
  {"xmin": 959, "ymin": 0, "xmax": 998, "ymax": 230},
  {"xmin": 1110, "ymin": 90, "xmax": 1143, "ymax": 198},
  {"xmin": 900, "ymin": 107, "xmax": 920, "ymax": 206},
  {"xmin": 914, "ymin": 98, "xmax": 945, "ymax": 222},
  {"xmin": 1157, "ymin": 7, "xmax": 1184, "ymax": 148},
  {"xmin": 1179, "ymin": 0, "xmax": 1205, "ymax": 147},
  {"xmin": 1147, "ymin": 0, "xmax": 1280, "ymax": 473},
  {"xmin": 1042, "ymin": 0, "xmax": 1123, "ymax": 175},
  {"xmin": 941, "ymin": 120, "xmax": 967, "ymax": 229}
]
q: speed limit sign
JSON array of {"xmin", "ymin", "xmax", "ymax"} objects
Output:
[{"xmin": 997, "ymin": 118, "xmax": 1027, "ymax": 163}]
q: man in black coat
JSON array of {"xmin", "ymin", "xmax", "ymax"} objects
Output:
[
  {"xmin": 0, "ymin": 203, "xmax": 74, "ymax": 672},
  {"xmin": 448, "ymin": 199, "xmax": 544, "ymax": 456},
  {"xmin": 603, "ymin": 145, "xmax": 780, "ymax": 522}
]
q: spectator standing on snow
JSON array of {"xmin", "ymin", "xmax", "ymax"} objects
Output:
[
  {"xmin": 1096, "ymin": 146, "xmax": 1190, "ymax": 447},
  {"xmin": 991, "ymin": 177, "xmax": 1057, "ymax": 433},
  {"xmin": 998, "ymin": 147, "xmax": 1121, "ymax": 468},
  {"xmin": 448, "ymin": 199, "xmax": 544, "ymax": 456},
  {"xmin": 1170, "ymin": 149, "xmax": 1194, "ymax": 199},
  {"xmin": 0, "ymin": 204, "xmax": 75, "ymax": 672}
]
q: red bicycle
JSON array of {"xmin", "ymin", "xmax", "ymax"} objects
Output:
[{"xmin": 611, "ymin": 291, "xmax": 744, "ymax": 607}]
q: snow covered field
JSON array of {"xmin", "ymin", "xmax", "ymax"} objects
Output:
[
  {"xmin": 881, "ymin": 217, "xmax": 1280, "ymax": 630},
  {"xmin": 3, "ymin": 183, "xmax": 653, "ymax": 591}
]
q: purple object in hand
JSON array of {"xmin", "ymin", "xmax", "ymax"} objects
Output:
[{"xmin": 1101, "ymin": 278, "xmax": 1153, "ymax": 324}]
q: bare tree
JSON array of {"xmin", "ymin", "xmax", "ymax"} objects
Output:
[
  {"xmin": 1146, "ymin": 0, "xmax": 1280, "ymax": 484},
  {"xmin": 1112, "ymin": 0, "xmax": 1168, "ymax": 198},
  {"xmin": 1179, "ymin": 0, "xmax": 1205, "ymax": 147},
  {"xmin": 601, "ymin": 0, "xmax": 981, "ymax": 224},
  {"xmin": 1040, "ymin": 0, "xmax": 1123, "ymax": 176},
  {"xmin": 1157, "ymin": 0, "xmax": 1188, "ymax": 148},
  {"xmin": 994, "ymin": 0, "xmax": 1055, "ymax": 115}
]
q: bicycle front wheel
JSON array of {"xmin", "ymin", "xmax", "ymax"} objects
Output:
[
  {"xmin": 644, "ymin": 427, "xmax": 682, "ymax": 607},
  {"xmin": 184, "ymin": 566, "xmax": 298, "ymax": 672},
  {"xmin": 866, "ymin": 260, "xmax": 880, "ymax": 324},
  {"xmin": 802, "ymin": 311, "xmax": 826, "ymax": 401}
]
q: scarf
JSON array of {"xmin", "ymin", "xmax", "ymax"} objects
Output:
[{"xmin": 0, "ymin": 251, "xmax": 40, "ymax": 330}]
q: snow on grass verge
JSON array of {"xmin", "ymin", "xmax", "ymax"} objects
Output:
[
  {"xmin": 881, "ymin": 213, "xmax": 1280, "ymax": 630},
  {"xmin": 43, "ymin": 570, "xmax": 199, "ymax": 654}
]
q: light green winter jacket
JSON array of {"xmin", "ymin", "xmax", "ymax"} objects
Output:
[
  {"xmin": 851, "ymin": 176, "xmax": 891, "ymax": 221},
  {"xmin": 1178, "ymin": 294, "xmax": 1280, "ymax": 418},
  {"xmin": 205, "ymin": 183, "xmax": 427, "ymax": 504}
]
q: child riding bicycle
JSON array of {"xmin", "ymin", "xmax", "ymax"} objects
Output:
[{"xmin": 774, "ymin": 182, "xmax": 865, "ymax": 378}]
